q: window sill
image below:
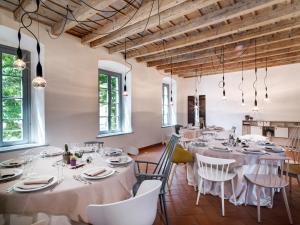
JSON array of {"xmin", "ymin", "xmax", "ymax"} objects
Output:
[
  {"xmin": 0, "ymin": 143, "xmax": 47, "ymax": 153},
  {"xmin": 162, "ymin": 125, "xmax": 174, "ymax": 128},
  {"xmin": 97, "ymin": 131, "xmax": 133, "ymax": 138}
]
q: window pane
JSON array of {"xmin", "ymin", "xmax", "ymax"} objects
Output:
[
  {"xmin": 111, "ymin": 90, "xmax": 119, "ymax": 103},
  {"xmin": 111, "ymin": 103, "xmax": 120, "ymax": 117},
  {"xmin": 2, "ymin": 98, "xmax": 22, "ymax": 120},
  {"xmin": 2, "ymin": 119, "xmax": 23, "ymax": 142},
  {"xmin": 111, "ymin": 116, "xmax": 120, "ymax": 131},
  {"xmin": 99, "ymin": 104, "xmax": 108, "ymax": 117},
  {"xmin": 111, "ymin": 76, "xmax": 119, "ymax": 91},
  {"xmin": 2, "ymin": 53, "xmax": 22, "ymax": 77},
  {"xmin": 99, "ymin": 74, "xmax": 108, "ymax": 89},
  {"xmin": 2, "ymin": 76, "xmax": 22, "ymax": 97},
  {"xmin": 100, "ymin": 117, "xmax": 108, "ymax": 131},
  {"xmin": 99, "ymin": 88, "xmax": 108, "ymax": 103}
]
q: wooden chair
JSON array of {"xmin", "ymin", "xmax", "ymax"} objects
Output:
[
  {"xmin": 284, "ymin": 126, "xmax": 300, "ymax": 190},
  {"xmin": 84, "ymin": 141, "xmax": 104, "ymax": 149},
  {"xmin": 133, "ymin": 134, "xmax": 180, "ymax": 225},
  {"xmin": 87, "ymin": 180, "xmax": 162, "ymax": 225},
  {"xmin": 245, "ymin": 155, "xmax": 293, "ymax": 224},
  {"xmin": 195, "ymin": 154, "xmax": 237, "ymax": 216}
]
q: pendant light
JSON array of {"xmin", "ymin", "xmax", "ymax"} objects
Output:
[
  {"xmin": 252, "ymin": 39, "xmax": 259, "ymax": 111},
  {"xmin": 221, "ymin": 46, "xmax": 226, "ymax": 100},
  {"xmin": 123, "ymin": 37, "xmax": 128, "ymax": 96},
  {"xmin": 241, "ymin": 61, "xmax": 245, "ymax": 106},
  {"xmin": 194, "ymin": 69, "xmax": 199, "ymax": 110},
  {"xmin": 170, "ymin": 56, "xmax": 174, "ymax": 106},
  {"xmin": 14, "ymin": 29, "xmax": 26, "ymax": 70},
  {"xmin": 264, "ymin": 57, "xmax": 269, "ymax": 102}
]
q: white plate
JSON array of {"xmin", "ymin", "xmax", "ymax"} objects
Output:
[
  {"xmin": 0, "ymin": 159, "xmax": 25, "ymax": 168},
  {"xmin": 0, "ymin": 168, "xmax": 23, "ymax": 182},
  {"xmin": 81, "ymin": 167, "xmax": 115, "ymax": 180},
  {"xmin": 106, "ymin": 156, "xmax": 133, "ymax": 165},
  {"xmin": 13, "ymin": 176, "xmax": 57, "ymax": 193},
  {"xmin": 242, "ymin": 149, "xmax": 266, "ymax": 155},
  {"xmin": 209, "ymin": 147, "xmax": 231, "ymax": 152},
  {"xmin": 104, "ymin": 148, "xmax": 123, "ymax": 156}
]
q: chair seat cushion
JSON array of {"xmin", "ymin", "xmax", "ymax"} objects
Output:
[
  {"xmin": 245, "ymin": 174, "xmax": 288, "ymax": 188},
  {"xmin": 283, "ymin": 162, "xmax": 300, "ymax": 175},
  {"xmin": 172, "ymin": 144, "xmax": 193, "ymax": 164},
  {"xmin": 198, "ymin": 169, "xmax": 236, "ymax": 182}
]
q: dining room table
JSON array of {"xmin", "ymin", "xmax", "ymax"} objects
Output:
[
  {"xmin": 0, "ymin": 146, "xmax": 136, "ymax": 224},
  {"xmin": 186, "ymin": 136, "xmax": 286, "ymax": 207}
]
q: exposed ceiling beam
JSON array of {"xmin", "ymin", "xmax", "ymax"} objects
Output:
[
  {"xmin": 167, "ymin": 45, "xmax": 300, "ymax": 73},
  {"xmin": 81, "ymin": 0, "xmax": 187, "ymax": 44},
  {"xmin": 89, "ymin": 0, "xmax": 220, "ymax": 47},
  {"xmin": 108, "ymin": 0, "xmax": 285, "ymax": 54},
  {"xmin": 135, "ymin": 17, "xmax": 300, "ymax": 62},
  {"xmin": 157, "ymin": 34, "xmax": 300, "ymax": 70},
  {"xmin": 126, "ymin": 1, "xmax": 300, "ymax": 58},
  {"xmin": 179, "ymin": 56, "xmax": 300, "ymax": 77},
  {"xmin": 151, "ymin": 29, "xmax": 300, "ymax": 68},
  {"xmin": 51, "ymin": 0, "xmax": 119, "ymax": 36}
]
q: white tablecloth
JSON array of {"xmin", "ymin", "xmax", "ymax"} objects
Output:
[
  {"xmin": 187, "ymin": 140, "xmax": 284, "ymax": 207},
  {"xmin": 0, "ymin": 148, "xmax": 136, "ymax": 224}
]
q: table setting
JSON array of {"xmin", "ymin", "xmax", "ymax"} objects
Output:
[
  {"xmin": 187, "ymin": 132, "xmax": 286, "ymax": 207},
  {"xmin": 0, "ymin": 144, "xmax": 136, "ymax": 223}
]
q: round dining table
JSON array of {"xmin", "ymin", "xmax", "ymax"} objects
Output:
[
  {"xmin": 187, "ymin": 139, "xmax": 285, "ymax": 207},
  {"xmin": 0, "ymin": 146, "xmax": 136, "ymax": 224}
]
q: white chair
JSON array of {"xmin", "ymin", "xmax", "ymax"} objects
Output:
[
  {"xmin": 123, "ymin": 146, "xmax": 139, "ymax": 156},
  {"xmin": 31, "ymin": 219, "xmax": 48, "ymax": 225},
  {"xmin": 245, "ymin": 155, "xmax": 293, "ymax": 224},
  {"xmin": 195, "ymin": 154, "xmax": 237, "ymax": 216},
  {"xmin": 87, "ymin": 180, "xmax": 162, "ymax": 225}
]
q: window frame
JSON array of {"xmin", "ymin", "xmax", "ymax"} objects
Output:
[
  {"xmin": 98, "ymin": 69, "xmax": 122, "ymax": 135},
  {"xmin": 0, "ymin": 44, "xmax": 31, "ymax": 147},
  {"xmin": 162, "ymin": 83, "xmax": 171, "ymax": 127}
]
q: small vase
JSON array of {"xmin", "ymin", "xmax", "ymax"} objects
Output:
[{"xmin": 70, "ymin": 159, "xmax": 76, "ymax": 166}]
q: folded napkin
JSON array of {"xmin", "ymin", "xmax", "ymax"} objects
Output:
[
  {"xmin": 0, "ymin": 170, "xmax": 15, "ymax": 178},
  {"xmin": 84, "ymin": 168, "xmax": 107, "ymax": 177},
  {"xmin": 109, "ymin": 158, "xmax": 121, "ymax": 163},
  {"xmin": 2, "ymin": 159, "xmax": 24, "ymax": 166},
  {"xmin": 265, "ymin": 146, "xmax": 284, "ymax": 152},
  {"xmin": 23, "ymin": 175, "xmax": 54, "ymax": 185},
  {"xmin": 212, "ymin": 146, "xmax": 229, "ymax": 150},
  {"xmin": 243, "ymin": 148, "xmax": 261, "ymax": 152}
]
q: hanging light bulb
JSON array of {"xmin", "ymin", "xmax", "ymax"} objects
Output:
[
  {"xmin": 170, "ymin": 56, "xmax": 174, "ymax": 106},
  {"xmin": 14, "ymin": 29, "xmax": 26, "ymax": 70},
  {"xmin": 221, "ymin": 46, "xmax": 227, "ymax": 101},
  {"xmin": 123, "ymin": 37, "xmax": 129, "ymax": 96},
  {"xmin": 252, "ymin": 40, "xmax": 258, "ymax": 111},
  {"xmin": 32, "ymin": 42, "xmax": 46, "ymax": 88},
  {"xmin": 264, "ymin": 57, "xmax": 269, "ymax": 102},
  {"xmin": 241, "ymin": 61, "xmax": 245, "ymax": 106}
]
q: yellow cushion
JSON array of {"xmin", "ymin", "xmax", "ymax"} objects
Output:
[
  {"xmin": 283, "ymin": 162, "xmax": 300, "ymax": 174},
  {"xmin": 172, "ymin": 144, "xmax": 193, "ymax": 164}
]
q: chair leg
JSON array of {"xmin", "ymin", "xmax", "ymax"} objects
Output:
[
  {"xmin": 196, "ymin": 177, "xmax": 203, "ymax": 205},
  {"xmin": 282, "ymin": 187, "xmax": 293, "ymax": 224},
  {"xmin": 256, "ymin": 186, "xmax": 261, "ymax": 223},
  {"xmin": 270, "ymin": 188, "xmax": 274, "ymax": 207},
  {"xmin": 245, "ymin": 180, "xmax": 249, "ymax": 206},
  {"xmin": 221, "ymin": 181, "xmax": 225, "ymax": 217},
  {"xmin": 160, "ymin": 194, "xmax": 169, "ymax": 225},
  {"xmin": 297, "ymin": 175, "xmax": 300, "ymax": 187},
  {"xmin": 168, "ymin": 164, "xmax": 177, "ymax": 188},
  {"xmin": 289, "ymin": 176, "xmax": 292, "ymax": 193},
  {"xmin": 231, "ymin": 179, "xmax": 237, "ymax": 206}
]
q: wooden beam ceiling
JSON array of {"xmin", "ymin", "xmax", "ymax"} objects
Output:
[
  {"xmin": 88, "ymin": 0, "xmax": 220, "ymax": 47},
  {"xmin": 126, "ymin": 1, "xmax": 300, "ymax": 58},
  {"xmin": 108, "ymin": 0, "xmax": 286, "ymax": 54},
  {"xmin": 5, "ymin": 0, "xmax": 300, "ymax": 77},
  {"xmin": 51, "ymin": 0, "xmax": 119, "ymax": 36}
]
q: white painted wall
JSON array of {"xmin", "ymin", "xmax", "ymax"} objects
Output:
[
  {"xmin": 0, "ymin": 9, "xmax": 185, "ymax": 150},
  {"xmin": 180, "ymin": 63, "xmax": 300, "ymax": 135}
]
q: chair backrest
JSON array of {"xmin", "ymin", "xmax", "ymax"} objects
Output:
[
  {"xmin": 87, "ymin": 180, "xmax": 162, "ymax": 225},
  {"xmin": 123, "ymin": 146, "xmax": 139, "ymax": 156},
  {"xmin": 84, "ymin": 141, "xmax": 104, "ymax": 148},
  {"xmin": 175, "ymin": 124, "xmax": 183, "ymax": 134},
  {"xmin": 31, "ymin": 220, "xmax": 48, "ymax": 225},
  {"xmin": 154, "ymin": 134, "xmax": 180, "ymax": 189},
  {"xmin": 196, "ymin": 154, "xmax": 235, "ymax": 181},
  {"xmin": 286, "ymin": 126, "xmax": 300, "ymax": 164},
  {"xmin": 253, "ymin": 155, "xmax": 291, "ymax": 187}
]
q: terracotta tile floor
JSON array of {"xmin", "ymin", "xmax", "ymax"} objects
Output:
[{"xmin": 136, "ymin": 145, "xmax": 300, "ymax": 225}]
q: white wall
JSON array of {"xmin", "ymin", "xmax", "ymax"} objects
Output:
[
  {"xmin": 180, "ymin": 63, "xmax": 300, "ymax": 135},
  {"xmin": 0, "ymin": 8, "xmax": 185, "ymax": 149}
]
